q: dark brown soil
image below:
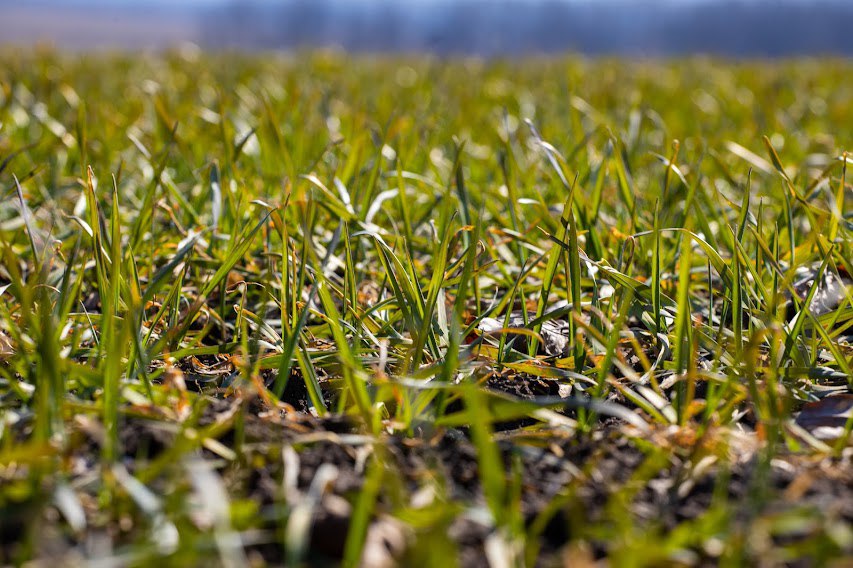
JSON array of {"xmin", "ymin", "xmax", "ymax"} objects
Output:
[
  {"xmin": 4, "ymin": 367, "xmax": 850, "ymax": 566},
  {"xmin": 201, "ymin": 375, "xmax": 852, "ymax": 565}
]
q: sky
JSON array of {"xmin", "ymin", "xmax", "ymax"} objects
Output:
[
  {"xmin": 67, "ymin": 0, "xmax": 789, "ymax": 3},
  {"xmin": 1, "ymin": 0, "xmax": 848, "ymax": 55}
]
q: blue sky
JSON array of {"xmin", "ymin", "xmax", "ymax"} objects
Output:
[{"xmin": 90, "ymin": 0, "xmax": 777, "ymax": 3}]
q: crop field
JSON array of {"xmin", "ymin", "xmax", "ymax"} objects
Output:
[{"xmin": 0, "ymin": 51, "xmax": 851, "ymax": 566}]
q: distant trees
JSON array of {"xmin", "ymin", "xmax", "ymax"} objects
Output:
[{"xmin": 198, "ymin": 0, "xmax": 853, "ymax": 56}]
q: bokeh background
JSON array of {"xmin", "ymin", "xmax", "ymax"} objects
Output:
[{"xmin": 2, "ymin": 0, "xmax": 853, "ymax": 56}]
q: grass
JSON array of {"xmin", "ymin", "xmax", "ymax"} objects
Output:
[{"xmin": 0, "ymin": 50, "xmax": 851, "ymax": 566}]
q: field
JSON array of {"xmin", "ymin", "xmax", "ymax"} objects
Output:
[{"xmin": 0, "ymin": 51, "xmax": 852, "ymax": 566}]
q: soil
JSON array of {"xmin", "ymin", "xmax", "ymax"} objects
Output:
[{"xmin": 4, "ymin": 367, "xmax": 851, "ymax": 566}]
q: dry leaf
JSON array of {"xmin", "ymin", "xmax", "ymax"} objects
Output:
[
  {"xmin": 0, "ymin": 330, "xmax": 14, "ymax": 361},
  {"xmin": 794, "ymin": 394, "xmax": 853, "ymax": 440}
]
